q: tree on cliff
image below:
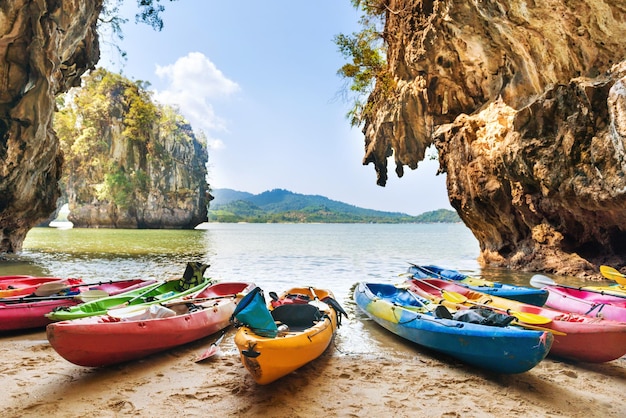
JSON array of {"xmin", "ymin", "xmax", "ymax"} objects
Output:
[
  {"xmin": 334, "ymin": 1, "xmax": 390, "ymax": 128},
  {"xmin": 54, "ymin": 68, "xmax": 209, "ymax": 228}
]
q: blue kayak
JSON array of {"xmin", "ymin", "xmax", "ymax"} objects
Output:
[
  {"xmin": 408, "ymin": 264, "xmax": 548, "ymax": 306},
  {"xmin": 354, "ymin": 282, "xmax": 552, "ymax": 374}
]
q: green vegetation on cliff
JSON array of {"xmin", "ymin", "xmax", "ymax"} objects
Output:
[
  {"xmin": 209, "ymin": 188, "xmax": 459, "ymax": 224},
  {"xmin": 54, "ymin": 68, "xmax": 209, "ymax": 228}
]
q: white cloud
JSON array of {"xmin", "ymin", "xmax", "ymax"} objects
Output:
[
  {"xmin": 153, "ymin": 52, "xmax": 240, "ymax": 144},
  {"xmin": 209, "ymin": 139, "xmax": 225, "ymax": 150}
]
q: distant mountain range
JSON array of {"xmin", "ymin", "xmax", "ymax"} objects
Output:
[{"xmin": 208, "ymin": 188, "xmax": 460, "ymax": 223}]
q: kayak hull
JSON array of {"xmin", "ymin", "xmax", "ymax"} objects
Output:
[{"xmin": 47, "ymin": 281, "xmax": 255, "ymax": 367}]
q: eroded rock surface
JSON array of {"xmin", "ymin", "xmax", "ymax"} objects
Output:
[
  {"xmin": 363, "ymin": 0, "xmax": 626, "ymax": 277},
  {"xmin": 0, "ymin": 0, "xmax": 103, "ymax": 252}
]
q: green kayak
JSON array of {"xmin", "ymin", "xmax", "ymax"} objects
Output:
[{"xmin": 46, "ymin": 262, "xmax": 212, "ymax": 321}]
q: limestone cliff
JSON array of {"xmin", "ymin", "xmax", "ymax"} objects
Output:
[
  {"xmin": 0, "ymin": 0, "xmax": 103, "ymax": 252},
  {"xmin": 362, "ymin": 0, "xmax": 626, "ymax": 277}
]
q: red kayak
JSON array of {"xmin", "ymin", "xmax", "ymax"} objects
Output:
[
  {"xmin": 0, "ymin": 276, "xmax": 77, "ymax": 298},
  {"xmin": 407, "ymin": 278, "xmax": 626, "ymax": 363},
  {"xmin": 0, "ymin": 279, "xmax": 156, "ymax": 332},
  {"xmin": 47, "ymin": 281, "xmax": 256, "ymax": 367}
]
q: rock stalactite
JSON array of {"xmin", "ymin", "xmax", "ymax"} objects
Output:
[
  {"xmin": 0, "ymin": 0, "xmax": 103, "ymax": 252},
  {"xmin": 362, "ymin": 0, "xmax": 626, "ymax": 277}
]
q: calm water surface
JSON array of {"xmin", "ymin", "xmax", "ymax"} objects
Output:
[
  {"xmin": 6, "ymin": 223, "xmax": 481, "ymax": 297},
  {"xmin": 0, "ymin": 223, "xmax": 588, "ymax": 354}
]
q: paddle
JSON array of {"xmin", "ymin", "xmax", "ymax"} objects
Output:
[
  {"xmin": 33, "ymin": 279, "xmax": 120, "ymax": 297},
  {"xmin": 163, "ymin": 294, "xmax": 242, "ymax": 307},
  {"xmin": 599, "ymin": 266, "xmax": 626, "ymax": 286},
  {"xmin": 34, "ymin": 282, "xmax": 75, "ymax": 297},
  {"xmin": 0, "ymin": 289, "xmax": 109, "ymax": 304},
  {"xmin": 107, "ymin": 294, "xmax": 242, "ymax": 318},
  {"xmin": 308, "ymin": 287, "xmax": 329, "ymax": 310},
  {"xmin": 411, "ymin": 278, "xmax": 552, "ymax": 325},
  {"xmin": 510, "ymin": 321, "xmax": 566, "ymax": 336},
  {"xmin": 195, "ymin": 330, "xmax": 226, "ymax": 362}
]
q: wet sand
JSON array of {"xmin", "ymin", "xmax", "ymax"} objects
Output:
[{"xmin": 3, "ymin": 323, "xmax": 626, "ymax": 418}]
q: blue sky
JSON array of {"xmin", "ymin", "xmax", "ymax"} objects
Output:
[{"xmin": 99, "ymin": 0, "xmax": 451, "ymax": 215}]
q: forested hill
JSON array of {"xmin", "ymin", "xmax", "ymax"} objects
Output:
[{"xmin": 208, "ymin": 188, "xmax": 460, "ymax": 223}]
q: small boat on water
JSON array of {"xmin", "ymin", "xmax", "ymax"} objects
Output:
[
  {"xmin": 530, "ymin": 275, "xmax": 626, "ymax": 323},
  {"xmin": 232, "ymin": 286, "xmax": 346, "ymax": 384},
  {"xmin": 354, "ymin": 282, "xmax": 553, "ymax": 374},
  {"xmin": 47, "ymin": 281, "xmax": 256, "ymax": 367},
  {"xmin": 0, "ymin": 279, "xmax": 156, "ymax": 332},
  {"xmin": 0, "ymin": 276, "xmax": 79, "ymax": 298},
  {"xmin": 46, "ymin": 262, "xmax": 212, "ymax": 321},
  {"xmin": 408, "ymin": 277, "xmax": 626, "ymax": 363},
  {"xmin": 408, "ymin": 264, "xmax": 548, "ymax": 306}
]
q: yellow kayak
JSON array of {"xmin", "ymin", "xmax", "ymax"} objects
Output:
[
  {"xmin": 232, "ymin": 286, "xmax": 345, "ymax": 385},
  {"xmin": 582, "ymin": 284, "xmax": 626, "ymax": 297}
]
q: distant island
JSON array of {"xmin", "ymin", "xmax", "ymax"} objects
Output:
[{"xmin": 208, "ymin": 188, "xmax": 460, "ymax": 224}]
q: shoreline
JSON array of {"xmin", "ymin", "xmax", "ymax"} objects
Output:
[{"xmin": 3, "ymin": 328, "xmax": 626, "ymax": 417}]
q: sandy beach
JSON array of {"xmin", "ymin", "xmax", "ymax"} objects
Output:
[{"xmin": 3, "ymin": 322, "xmax": 626, "ymax": 418}]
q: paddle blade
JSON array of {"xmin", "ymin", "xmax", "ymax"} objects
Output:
[
  {"xmin": 75, "ymin": 290, "xmax": 109, "ymax": 302},
  {"xmin": 600, "ymin": 266, "xmax": 626, "ymax": 286},
  {"xmin": 34, "ymin": 282, "xmax": 71, "ymax": 296},
  {"xmin": 529, "ymin": 274, "xmax": 556, "ymax": 288},
  {"xmin": 441, "ymin": 291, "xmax": 467, "ymax": 304},
  {"xmin": 195, "ymin": 332, "xmax": 225, "ymax": 362},
  {"xmin": 511, "ymin": 311, "xmax": 552, "ymax": 325}
]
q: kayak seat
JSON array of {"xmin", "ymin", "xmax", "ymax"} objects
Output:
[
  {"xmin": 271, "ymin": 304, "xmax": 323, "ymax": 331},
  {"xmin": 433, "ymin": 305, "xmax": 453, "ymax": 319}
]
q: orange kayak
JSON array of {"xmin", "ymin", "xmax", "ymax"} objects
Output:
[{"xmin": 233, "ymin": 286, "xmax": 345, "ymax": 384}]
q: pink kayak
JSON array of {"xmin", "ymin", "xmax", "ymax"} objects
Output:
[
  {"xmin": 0, "ymin": 279, "xmax": 156, "ymax": 332},
  {"xmin": 543, "ymin": 285, "xmax": 626, "ymax": 322},
  {"xmin": 47, "ymin": 281, "xmax": 256, "ymax": 367},
  {"xmin": 407, "ymin": 278, "xmax": 626, "ymax": 363}
]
